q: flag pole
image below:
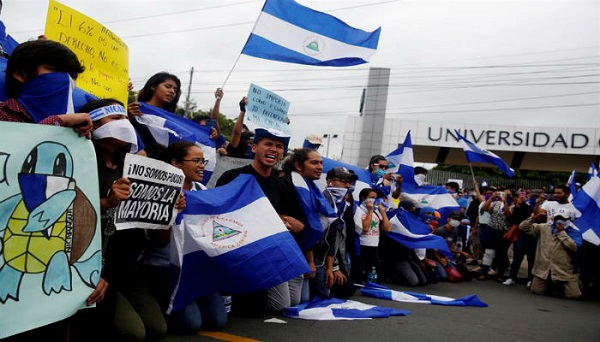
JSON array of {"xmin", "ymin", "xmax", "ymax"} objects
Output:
[
  {"xmin": 221, "ymin": 2, "xmax": 267, "ymax": 89},
  {"xmin": 468, "ymin": 162, "xmax": 477, "ymax": 186}
]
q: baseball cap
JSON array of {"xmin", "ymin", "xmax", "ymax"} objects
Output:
[
  {"xmin": 253, "ymin": 128, "xmax": 290, "ymax": 151},
  {"xmin": 449, "ymin": 211, "xmax": 461, "ymax": 219},
  {"xmin": 326, "ymin": 166, "xmax": 358, "ymax": 182}
]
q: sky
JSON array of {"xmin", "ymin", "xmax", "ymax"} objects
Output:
[{"xmin": 2, "ymin": 0, "xmax": 599, "ymax": 159}]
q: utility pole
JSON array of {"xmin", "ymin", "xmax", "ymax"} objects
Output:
[{"xmin": 184, "ymin": 67, "xmax": 194, "ymax": 118}]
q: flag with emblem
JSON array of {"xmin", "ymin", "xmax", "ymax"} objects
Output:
[
  {"xmin": 241, "ymin": 0, "xmax": 381, "ymax": 66},
  {"xmin": 455, "ymin": 130, "xmax": 515, "ymax": 177},
  {"xmin": 168, "ymin": 174, "xmax": 310, "ymax": 313}
]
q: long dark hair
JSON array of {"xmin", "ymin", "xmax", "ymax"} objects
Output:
[
  {"xmin": 368, "ymin": 155, "xmax": 386, "ymax": 172},
  {"xmin": 137, "ymin": 72, "xmax": 181, "ymax": 113}
]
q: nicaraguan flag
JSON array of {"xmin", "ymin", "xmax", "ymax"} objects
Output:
[
  {"xmin": 572, "ymin": 177, "xmax": 600, "ymax": 246},
  {"xmin": 361, "ymin": 282, "xmax": 488, "ymax": 307},
  {"xmin": 385, "ymin": 131, "xmax": 416, "ymax": 185},
  {"xmin": 134, "ymin": 102, "xmax": 216, "ymax": 184},
  {"xmin": 384, "ymin": 131, "xmax": 459, "ymax": 219},
  {"xmin": 241, "ymin": 0, "xmax": 381, "ymax": 66},
  {"xmin": 320, "ymin": 157, "xmax": 372, "ymax": 195},
  {"xmin": 291, "ymin": 171, "xmax": 336, "ymax": 250},
  {"xmin": 168, "ymin": 174, "xmax": 310, "ymax": 313},
  {"xmin": 455, "ymin": 130, "xmax": 515, "ymax": 177},
  {"xmin": 386, "ymin": 208, "xmax": 452, "ymax": 257},
  {"xmin": 282, "ymin": 297, "xmax": 410, "ymax": 320},
  {"xmin": 588, "ymin": 162, "xmax": 598, "ymax": 181}
]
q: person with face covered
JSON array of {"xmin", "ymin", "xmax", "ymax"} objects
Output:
[
  {"xmin": 0, "ymin": 40, "xmax": 92, "ymax": 137},
  {"xmin": 519, "ymin": 210, "xmax": 583, "ymax": 299},
  {"xmin": 367, "ymin": 155, "xmax": 402, "ymax": 201},
  {"xmin": 70, "ymin": 99, "xmax": 167, "ymax": 342}
]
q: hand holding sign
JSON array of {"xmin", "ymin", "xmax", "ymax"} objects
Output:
[{"xmin": 244, "ymin": 84, "xmax": 290, "ymax": 134}]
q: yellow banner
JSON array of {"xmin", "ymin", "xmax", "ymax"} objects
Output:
[{"xmin": 44, "ymin": 0, "xmax": 129, "ymax": 105}]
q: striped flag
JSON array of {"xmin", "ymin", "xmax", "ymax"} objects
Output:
[
  {"xmin": 134, "ymin": 102, "xmax": 216, "ymax": 184},
  {"xmin": 572, "ymin": 177, "xmax": 600, "ymax": 245},
  {"xmin": 168, "ymin": 174, "xmax": 309, "ymax": 313},
  {"xmin": 455, "ymin": 130, "xmax": 515, "ymax": 177},
  {"xmin": 242, "ymin": 0, "xmax": 381, "ymax": 66},
  {"xmin": 282, "ymin": 297, "xmax": 410, "ymax": 320},
  {"xmin": 361, "ymin": 282, "xmax": 488, "ymax": 307}
]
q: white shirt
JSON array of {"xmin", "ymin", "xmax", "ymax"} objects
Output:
[
  {"xmin": 354, "ymin": 205, "xmax": 382, "ymax": 247},
  {"xmin": 540, "ymin": 200, "xmax": 581, "ymax": 224}
]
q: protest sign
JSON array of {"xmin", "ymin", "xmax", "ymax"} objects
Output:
[
  {"xmin": 115, "ymin": 153, "xmax": 184, "ymax": 230},
  {"xmin": 44, "ymin": 0, "xmax": 129, "ymax": 104},
  {"xmin": 0, "ymin": 122, "xmax": 101, "ymax": 339},
  {"xmin": 245, "ymin": 83, "xmax": 291, "ymax": 134}
]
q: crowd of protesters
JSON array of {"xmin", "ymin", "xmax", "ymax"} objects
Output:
[{"xmin": 1, "ymin": 39, "xmax": 599, "ymax": 342}]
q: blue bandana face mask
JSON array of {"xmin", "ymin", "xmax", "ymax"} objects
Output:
[
  {"xmin": 373, "ymin": 169, "xmax": 386, "ymax": 178},
  {"xmin": 17, "ymin": 72, "xmax": 74, "ymax": 122}
]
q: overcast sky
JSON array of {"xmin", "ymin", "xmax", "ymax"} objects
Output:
[{"xmin": 3, "ymin": 0, "xmax": 599, "ymax": 157}]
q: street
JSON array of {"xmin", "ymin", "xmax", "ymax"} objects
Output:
[{"xmin": 165, "ymin": 279, "xmax": 600, "ymax": 342}]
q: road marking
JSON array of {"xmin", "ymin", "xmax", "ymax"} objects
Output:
[{"xmin": 197, "ymin": 331, "xmax": 262, "ymax": 342}]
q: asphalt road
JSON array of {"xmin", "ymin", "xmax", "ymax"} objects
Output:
[{"xmin": 164, "ymin": 280, "xmax": 600, "ymax": 342}]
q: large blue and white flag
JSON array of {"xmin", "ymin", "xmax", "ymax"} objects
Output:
[
  {"xmin": 134, "ymin": 102, "xmax": 216, "ymax": 184},
  {"xmin": 241, "ymin": 0, "xmax": 381, "ymax": 67},
  {"xmin": 455, "ymin": 130, "xmax": 515, "ymax": 177},
  {"xmin": 384, "ymin": 131, "xmax": 459, "ymax": 219},
  {"xmin": 386, "ymin": 208, "xmax": 452, "ymax": 258},
  {"xmin": 361, "ymin": 282, "xmax": 488, "ymax": 307},
  {"xmin": 571, "ymin": 177, "xmax": 600, "ymax": 246},
  {"xmin": 168, "ymin": 174, "xmax": 310, "ymax": 313},
  {"xmin": 385, "ymin": 131, "xmax": 416, "ymax": 185},
  {"xmin": 282, "ymin": 297, "xmax": 410, "ymax": 320},
  {"xmin": 320, "ymin": 157, "xmax": 372, "ymax": 194},
  {"xmin": 587, "ymin": 161, "xmax": 598, "ymax": 181},
  {"xmin": 291, "ymin": 171, "xmax": 336, "ymax": 250}
]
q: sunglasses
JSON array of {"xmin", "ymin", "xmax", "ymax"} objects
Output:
[{"xmin": 373, "ymin": 163, "xmax": 389, "ymax": 170}]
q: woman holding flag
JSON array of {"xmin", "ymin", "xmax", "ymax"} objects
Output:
[{"xmin": 142, "ymin": 141, "xmax": 227, "ymax": 334}]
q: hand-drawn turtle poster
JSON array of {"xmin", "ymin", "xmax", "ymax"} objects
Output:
[{"xmin": 0, "ymin": 122, "xmax": 101, "ymax": 338}]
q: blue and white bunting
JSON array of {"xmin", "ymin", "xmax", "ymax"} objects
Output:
[
  {"xmin": 282, "ymin": 297, "xmax": 410, "ymax": 320},
  {"xmin": 455, "ymin": 130, "xmax": 515, "ymax": 177},
  {"xmin": 168, "ymin": 175, "xmax": 310, "ymax": 313},
  {"xmin": 134, "ymin": 102, "xmax": 216, "ymax": 184},
  {"xmin": 386, "ymin": 208, "xmax": 452, "ymax": 258},
  {"xmin": 291, "ymin": 171, "xmax": 336, "ymax": 250},
  {"xmin": 572, "ymin": 177, "xmax": 600, "ymax": 246},
  {"xmin": 361, "ymin": 282, "xmax": 488, "ymax": 307},
  {"xmin": 242, "ymin": 0, "xmax": 381, "ymax": 66}
]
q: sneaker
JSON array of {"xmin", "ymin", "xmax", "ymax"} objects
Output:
[
  {"xmin": 487, "ymin": 269, "xmax": 498, "ymax": 276},
  {"xmin": 502, "ymin": 278, "xmax": 516, "ymax": 286},
  {"xmin": 526, "ymin": 281, "xmax": 532, "ymax": 289}
]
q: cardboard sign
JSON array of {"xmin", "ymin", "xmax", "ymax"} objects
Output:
[
  {"xmin": 115, "ymin": 153, "xmax": 184, "ymax": 230},
  {"xmin": 245, "ymin": 83, "xmax": 290, "ymax": 134},
  {"xmin": 45, "ymin": 0, "xmax": 129, "ymax": 104}
]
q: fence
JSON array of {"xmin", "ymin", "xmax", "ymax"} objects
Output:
[{"xmin": 426, "ymin": 169, "xmax": 549, "ymax": 190}]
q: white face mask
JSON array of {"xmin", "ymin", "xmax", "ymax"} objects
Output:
[
  {"xmin": 414, "ymin": 173, "xmax": 426, "ymax": 186},
  {"xmin": 449, "ymin": 219, "xmax": 460, "ymax": 228},
  {"xmin": 92, "ymin": 119, "xmax": 138, "ymax": 153}
]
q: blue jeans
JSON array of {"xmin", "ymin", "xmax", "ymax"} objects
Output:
[
  {"xmin": 310, "ymin": 266, "xmax": 331, "ymax": 299},
  {"xmin": 169, "ymin": 292, "xmax": 227, "ymax": 333}
]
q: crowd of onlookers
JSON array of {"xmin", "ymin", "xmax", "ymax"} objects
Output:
[{"xmin": 1, "ymin": 39, "xmax": 598, "ymax": 342}]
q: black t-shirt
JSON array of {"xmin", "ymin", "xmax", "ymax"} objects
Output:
[
  {"xmin": 96, "ymin": 152, "xmax": 145, "ymax": 284},
  {"xmin": 216, "ymin": 164, "xmax": 301, "ymax": 219}
]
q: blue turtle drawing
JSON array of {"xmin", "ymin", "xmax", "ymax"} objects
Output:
[{"xmin": 0, "ymin": 141, "xmax": 100, "ymax": 303}]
